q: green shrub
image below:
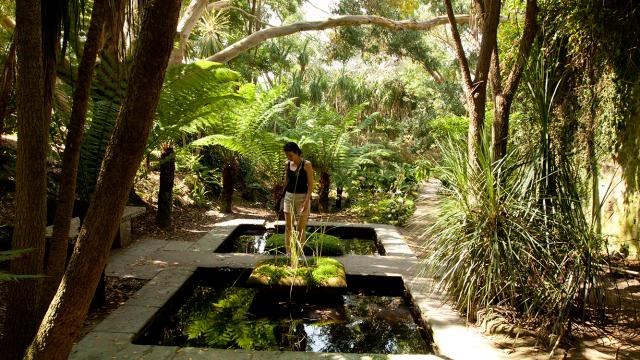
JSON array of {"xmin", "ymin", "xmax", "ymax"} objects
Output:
[
  {"xmin": 352, "ymin": 192, "xmax": 416, "ymax": 226},
  {"xmin": 422, "ymin": 134, "xmax": 607, "ymax": 343},
  {"xmin": 266, "ymin": 233, "xmax": 344, "ymax": 256}
]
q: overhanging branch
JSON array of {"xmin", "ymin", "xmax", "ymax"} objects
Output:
[{"xmin": 206, "ymin": 14, "xmax": 472, "ymax": 63}]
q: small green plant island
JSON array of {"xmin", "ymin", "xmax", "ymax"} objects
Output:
[
  {"xmin": 247, "ymin": 257, "xmax": 347, "ymax": 288},
  {"xmin": 265, "ymin": 233, "xmax": 344, "ymax": 256}
]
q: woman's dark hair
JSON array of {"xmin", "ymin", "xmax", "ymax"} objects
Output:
[{"xmin": 283, "ymin": 142, "xmax": 302, "ymax": 155}]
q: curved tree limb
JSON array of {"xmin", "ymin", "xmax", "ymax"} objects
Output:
[
  {"xmin": 170, "ymin": 0, "xmax": 232, "ymax": 64},
  {"xmin": 503, "ymin": 0, "xmax": 538, "ymax": 100},
  {"xmin": 206, "ymin": 14, "xmax": 472, "ymax": 63},
  {"xmin": 444, "ymin": 2, "xmax": 473, "ymax": 94}
]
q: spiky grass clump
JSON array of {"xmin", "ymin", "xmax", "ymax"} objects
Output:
[{"xmin": 421, "ymin": 135, "xmax": 606, "ymax": 343}]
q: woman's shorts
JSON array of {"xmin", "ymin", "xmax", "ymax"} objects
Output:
[{"xmin": 283, "ymin": 192, "xmax": 309, "ymax": 215}]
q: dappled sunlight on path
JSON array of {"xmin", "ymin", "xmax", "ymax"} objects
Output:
[{"xmin": 404, "ymin": 178, "xmax": 442, "ymax": 258}]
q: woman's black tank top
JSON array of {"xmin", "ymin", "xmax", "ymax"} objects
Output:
[{"xmin": 286, "ymin": 160, "xmax": 308, "ymax": 194}]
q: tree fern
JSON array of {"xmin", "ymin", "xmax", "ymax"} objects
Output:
[
  {"xmin": 190, "ymin": 84, "xmax": 294, "ymax": 187},
  {"xmin": 150, "ymin": 60, "xmax": 242, "ymax": 150}
]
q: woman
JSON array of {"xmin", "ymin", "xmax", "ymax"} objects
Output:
[{"xmin": 281, "ymin": 142, "xmax": 313, "ymax": 256}]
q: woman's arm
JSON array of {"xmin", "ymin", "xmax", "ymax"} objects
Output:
[{"xmin": 303, "ymin": 160, "xmax": 314, "ymax": 211}]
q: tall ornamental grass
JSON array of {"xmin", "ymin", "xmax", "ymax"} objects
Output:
[{"xmin": 421, "ymin": 134, "xmax": 606, "ymax": 345}]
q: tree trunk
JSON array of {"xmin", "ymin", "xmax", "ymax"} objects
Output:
[
  {"xmin": 0, "ymin": 42, "xmax": 16, "ymax": 136},
  {"xmin": 490, "ymin": 0, "xmax": 538, "ymax": 162},
  {"xmin": 156, "ymin": 145, "xmax": 175, "ymax": 228},
  {"xmin": 0, "ymin": 0, "xmax": 47, "ymax": 359},
  {"xmin": 491, "ymin": 93, "xmax": 510, "ymax": 162},
  {"xmin": 335, "ymin": 186, "xmax": 343, "ymax": 211},
  {"xmin": 587, "ymin": 67, "xmax": 601, "ymax": 234},
  {"xmin": 206, "ymin": 14, "xmax": 472, "ymax": 63},
  {"xmin": 221, "ymin": 157, "xmax": 238, "ymax": 213},
  {"xmin": 318, "ymin": 171, "xmax": 330, "ymax": 213},
  {"xmin": 25, "ymin": 1, "xmax": 181, "ymax": 359},
  {"xmin": 444, "ymin": 0, "xmax": 500, "ymax": 165},
  {"xmin": 102, "ymin": 0, "xmax": 126, "ymax": 62},
  {"xmin": 41, "ymin": 0, "xmax": 107, "ymax": 320}
]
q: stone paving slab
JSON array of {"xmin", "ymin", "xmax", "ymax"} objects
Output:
[
  {"xmin": 162, "ymin": 240, "xmax": 195, "ymax": 252},
  {"xmin": 191, "ymin": 232, "xmax": 228, "ymax": 252},
  {"xmin": 125, "ymin": 267, "xmax": 195, "ymax": 308},
  {"xmin": 170, "ymin": 351, "xmax": 443, "ymax": 360},
  {"xmin": 151, "ymin": 250, "xmax": 266, "ymax": 268},
  {"xmin": 93, "ymin": 304, "xmax": 161, "ymax": 335},
  {"xmin": 406, "ymin": 278, "xmax": 505, "ymax": 360},
  {"xmin": 374, "ymin": 225, "xmax": 417, "ymax": 258},
  {"xmin": 339, "ymin": 255, "xmax": 417, "ymax": 277},
  {"xmin": 71, "ymin": 332, "xmax": 178, "ymax": 360},
  {"xmin": 106, "ymin": 253, "xmax": 173, "ymax": 279},
  {"xmin": 171, "ymin": 348, "xmax": 258, "ymax": 359},
  {"xmin": 214, "ymin": 218, "xmax": 266, "ymax": 227},
  {"xmin": 70, "ymin": 332, "xmax": 135, "ymax": 359},
  {"xmin": 117, "ymin": 239, "xmax": 170, "ymax": 256}
]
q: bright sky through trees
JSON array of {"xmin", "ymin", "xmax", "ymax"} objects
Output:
[{"xmin": 301, "ymin": 1, "xmax": 334, "ymax": 21}]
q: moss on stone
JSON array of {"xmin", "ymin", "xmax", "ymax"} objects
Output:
[
  {"xmin": 247, "ymin": 257, "xmax": 346, "ymax": 287},
  {"xmin": 266, "ymin": 233, "xmax": 344, "ymax": 256}
]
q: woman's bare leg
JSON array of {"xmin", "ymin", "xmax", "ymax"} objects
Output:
[
  {"xmin": 297, "ymin": 211, "xmax": 309, "ymax": 248},
  {"xmin": 284, "ymin": 211, "xmax": 293, "ymax": 255}
]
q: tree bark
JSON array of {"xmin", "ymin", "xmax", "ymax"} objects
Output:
[
  {"xmin": 41, "ymin": 0, "xmax": 108, "ymax": 320},
  {"xmin": 169, "ymin": 0, "xmax": 232, "ymax": 64},
  {"xmin": 318, "ymin": 171, "xmax": 330, "ymax": 213},
  {"xmin": 25, "ymin": 1, "xmax": 181, "ymax": 359},
  {"xmin": 156, "ymin": 145, "xmax": 175, "ymax": 228},
  {"xmin": 490, "ymin": 0, "xmax": 538, "ymax": 162},
  {"xmin": 206, "ymin": 14, "xmax": 472, "ymax": 63},
  {"xmin": 335, "ymin": 186, "xmax": 343, "ymax": 211},
  {"xmin": 0, "ymin": 0, "xmax": 47, "ymax": 359},
  {"xmin": 221, "ymin": 157, "xmax": 238, "ymax": 213},
  {"xmin": 102, "ymin": 0, "xmax": 126, "ymax": 62},
  {"xmin": 444, "ymin": 0, "xmax": 500, "ymax": 165},
  {"xmin": 0, "ymin": 42, "xmax": 15, "ymax": 136}
]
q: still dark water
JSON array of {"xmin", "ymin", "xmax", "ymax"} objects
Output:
[
  {"xmin": 229, "ymin": 233, "xmax": 378, "ymax": 255},
  {"xmin": 135, "ymin": 269, "xmax": 433, "ymax": 354}
]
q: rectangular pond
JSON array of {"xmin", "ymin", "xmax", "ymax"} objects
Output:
[
  {"xmin": 134, "ymin": 267, "xmax": 433, "ymax": 354},
  {"xmin": 214, "ymin": 224, "xmax": 383, "ymax": 256}
]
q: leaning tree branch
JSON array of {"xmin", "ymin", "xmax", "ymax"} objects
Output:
[
  {"xmin": 178, "ymin": 0, "xmax": 230, "ymax": 37},
  {"xmin": 170, "ymin": 0, "xmax": 232, "ymax": 64},
  {"xmin": 206, "ymin": 14, "xmax": 472, "ymax": 63},
  {"xmin": 443, "ymin": 2, "xmax": 473, "ymax": 94},
  {"xmin": 502, "ymin": 0, "xmax": 538, "ymax": 101},
  {"xmin": 207, "ymin": 0, "xmax": 231, "ymax": 12}
]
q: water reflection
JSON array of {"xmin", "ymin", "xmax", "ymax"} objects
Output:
[
  {"xmin": 228, "ymin": 233, "xmax": 378, "ymax": 255},
  {"xmin": 140, "ymin": 285, "xmax": 431, "ymax": 354}
]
